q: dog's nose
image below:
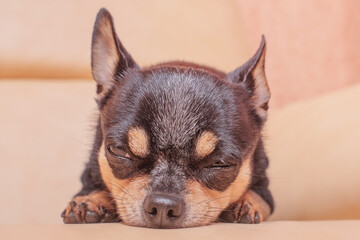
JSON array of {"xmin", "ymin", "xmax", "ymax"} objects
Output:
[{"xmin": 143, "ymin": 192, "xmax": 184, "ymax": 228}]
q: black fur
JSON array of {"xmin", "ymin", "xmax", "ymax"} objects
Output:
[
  {"xmin": 75, "ymin": 62, "xmax": 274, "ymax": 213},
  {"xmin": 249, "ymin": 139, "xmax": 274, "ymax": 213},
  {"xmin": 68, "ymin": 8, "xmax": 274, "ymax": 226}
]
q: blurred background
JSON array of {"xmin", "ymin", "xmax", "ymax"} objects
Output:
[
  {"xmin": 2, "ymin": 0, "xmax": 360, "ymax": 107},
  {"xmin": 0, "ymin": 0, "xmax": 359, "ymax": 224}
]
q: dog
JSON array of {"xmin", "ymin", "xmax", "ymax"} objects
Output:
[{"xmin": 61, "ymin": 8, "xmax": 274, "ymax": 228}]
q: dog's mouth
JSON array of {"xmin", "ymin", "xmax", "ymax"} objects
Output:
[
  {"xmin": 115, "ymin": 184, "xmax": 234, "ymax": 229},
  {"xmin": 118, "ymin": 195, "xmax": 221, "ymax": 229}
]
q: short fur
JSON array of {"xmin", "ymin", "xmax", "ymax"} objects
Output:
[{"xmin": 62, "ymin": 8, "xmax": 274, "ymax": 228}]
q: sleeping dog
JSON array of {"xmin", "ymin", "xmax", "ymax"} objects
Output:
[{"xmin": 61, "ymin": 8, "xmax": 274, "ymax": 228}]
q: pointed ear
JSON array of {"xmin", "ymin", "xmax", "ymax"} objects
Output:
[
  {"xmin": 227, "ymin": 36, "xmax": 270, "ymax": 121},
  {"xmin": 91, "ymin": 8, "xmax": 138, "ymax": 103}
]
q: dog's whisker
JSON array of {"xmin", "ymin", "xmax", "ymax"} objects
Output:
[
  {"xmin": 103, "ymin": 181, "xmax": 135, "ymax": 199},
  {"xmin": 196, "ymin": 195, "xmax": 232, "ymax": 205}
]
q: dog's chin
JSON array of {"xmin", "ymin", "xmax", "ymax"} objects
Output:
[
  {"xmin": 120, "ymin": 218, "xmax": 216, "ymax": 229},
  {"xmin": 118, "ymin": 207, "xmax": 220, "ymax": 229}
]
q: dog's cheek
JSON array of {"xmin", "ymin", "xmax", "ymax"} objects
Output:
[
  {"xmin": 183, "ymin": 157, "xmax": 253, "ymax": 227},
  {"xmin": 226, "ymin": 156, "xmax": 253, "ymax": 204},
  {"xmin": 98, "ymin": 145, "xmax": 150, "ymax": 226},
  {"xmin": 183, "ymin": 180, "xmax": 229, "ymax": 227},
  {"xmin": 114, "ymin": 176, "xmax": 150, "ymax": 226}
]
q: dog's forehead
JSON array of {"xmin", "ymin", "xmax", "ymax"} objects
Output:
[
  {"xmin": 136, "ymin": 68, "xmax": 231, "ymax": 150},
  {"xmin": 104, "ymin": 66, "xmax": 245, "ymax": 159}
]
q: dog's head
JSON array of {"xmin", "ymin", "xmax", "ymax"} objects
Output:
[{"xmin": 92, "ymin": 8, "xmax": 270, "ymax": 228}]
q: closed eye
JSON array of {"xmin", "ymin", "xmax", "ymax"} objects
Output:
[
  {"xmin": 107, "ymin": 144, "xmax": 131, "ymax": 160},
  {"xmin": 207, "ymin": 161, "xmax": 234, "ymax": 169}
]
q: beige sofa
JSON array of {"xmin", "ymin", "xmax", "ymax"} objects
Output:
[{"xmin": 1, "ymin": 0, "xmax": 360, "ymax": 239}]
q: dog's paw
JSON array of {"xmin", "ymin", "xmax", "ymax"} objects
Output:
[
  {"xmin": 61, "ymin": 190, "xmax": 119, "ymax": 224},
  {"xmin": 235, "ymin": 197, "xmax": 262, "ymax": 223},
  {"xmin": 218, "ymin": 190, "xmax": 271, "ymax": 224}
]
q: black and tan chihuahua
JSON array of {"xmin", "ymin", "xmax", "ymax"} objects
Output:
[{"xmin": 61, "ymin": 8, "xmax": 274, "ymax": 228}]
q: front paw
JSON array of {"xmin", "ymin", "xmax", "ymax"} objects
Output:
[
  {"xmin": 61, "ymin": 190, "xmax": 119, "ymax": 224},
  {"xmin": 218, "ymin": 190, "xmax": 271, "ymax": 224}
]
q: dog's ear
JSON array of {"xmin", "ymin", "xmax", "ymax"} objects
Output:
[
  {"xmin": 227, "ymin": 36, "xmax": 270, "ymax": 121},
  {"xmin": 91, "ymin": 8, "xmax": 138, "ymax": 103}
]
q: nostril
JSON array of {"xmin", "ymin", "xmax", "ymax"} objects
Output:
[
  {"xmin": 148, "ymin": 207, "xmax": 157, "ymax": 216},
  {"xmin": 167, "ymin": 209, "xmax": 178, "ymax": 219}
]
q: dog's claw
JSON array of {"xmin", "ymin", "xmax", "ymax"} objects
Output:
[
  {"xmin": 61, "ymin": 210, "xmax": 66, "ymax": 218},
  {"xmin": 241, "ymin": 203, "xmax": 251, "ymax": 214},
  {"xmin": 85, "ymin": 211, "xmax": 100, "ymax": 223},
  {"xmin": 70, "ymin": 201, "xmax": 77, "ymax": 209},
  {"xmin": 254, "ymin": 211, "xmax": 260, "ymax": 223},
  {"xmin": 100, "ymin": 206, "xmax": 106, "ymax": 214},
  {"xmin": 103, "ymin": 213, "xmax": 113, "ymax": 223},
  {"xmin": 239, "ymin": 213, "xmax": 252, "ymax": 223},
  {"xmin": 79, "ymin": 202, "xmax": 87, "ymax": 210},
  {"xmin": 65, "ymin": 211, "xmax": 78, "ymax": 224}
]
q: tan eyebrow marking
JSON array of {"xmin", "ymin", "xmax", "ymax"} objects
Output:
[
  {"xmin": 195, "ymin": 131, "xmax": 218, "ymax": 158},
  {"xmin": 128, "ymin": 127, "xmax": 150, "ymax": 157}
]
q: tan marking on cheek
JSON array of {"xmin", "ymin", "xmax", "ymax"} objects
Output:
[
  {"xmin": 195, "ymin": 131, "xmax": 218, "ymax": 158},
  {"xmin": 98, "ymin": 145, "xmax": 150, "ymax": 226},
  {"xmin": 226, "ymin": 156, "xmax": 253, "ymax": 203},
  {"xmin": 116, "ymin": 176, "xmax": 150, "ymax": 226},
  {"xmin": 184, "ymin": 157, "xmax": 252, "ymax": 226},
  {"xmin": 98, "ymin": 145, "xmax": 129, "ymax": 194},
  {"xmin": 128, "ymin": 127, "xmax": 150, "ymax": 158}
]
